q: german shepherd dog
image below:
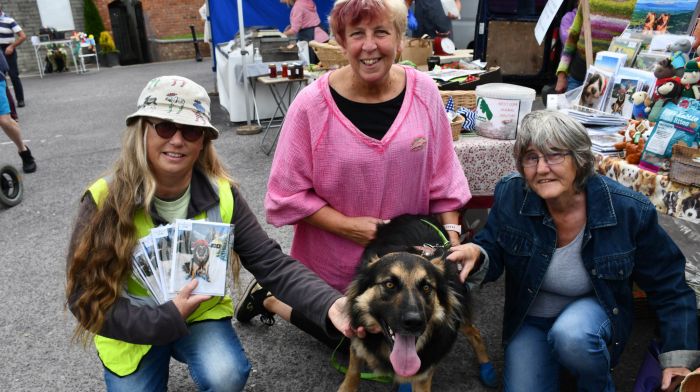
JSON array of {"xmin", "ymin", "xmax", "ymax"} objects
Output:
[{"xmin": 338, "ymin": 215, "xmax": 490, "ymax": 391}]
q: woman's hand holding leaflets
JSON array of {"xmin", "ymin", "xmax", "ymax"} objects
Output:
[{"xmin": 172, "ymin": 279, "xmax": 211, "ymax": 319}]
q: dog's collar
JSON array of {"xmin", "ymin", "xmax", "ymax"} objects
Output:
[{"xmin": 419, "ymin": 219, "xmax": 451, "ymax": 249}]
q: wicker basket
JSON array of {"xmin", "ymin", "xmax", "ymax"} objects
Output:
[
  {"xmin": 440, "ymin": 90, "xmax": 477, "ymax": 110},
  {"xmin": 309, "ymin": 41, "xmax": 348, "ymax": 68},
  {"xmin": 669, "ymin": 144, "xmax": 700, "ymax": 187},
  {"xmin": 450, "ymin": 114, "xmax": 465, "ymax": 141}
]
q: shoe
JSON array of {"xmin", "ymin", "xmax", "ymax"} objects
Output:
[
  {"xmin": 235, "ymin": 280, "xmax": 275, "ymax": 326},
  {"xmin": 18, "ymin": 147, "xmax": 36, "ymax": 173},
  {"xmin": 17, "ymin": 100, "xmax": 24, "ymax": 108}
]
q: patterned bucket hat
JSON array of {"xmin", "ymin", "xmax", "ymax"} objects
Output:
[{"xmin": 126, "ymin": 75, "xmax": 219, "ymax": 139}]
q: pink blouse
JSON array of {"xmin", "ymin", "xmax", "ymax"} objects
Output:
[{"xmin": 265, "ymin": 66, "xmax": 471, "ymax": 292}]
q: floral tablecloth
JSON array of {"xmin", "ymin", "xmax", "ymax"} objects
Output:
[
  {"xmin": 597, "ymin": 156, "xmax": 700, "ymax": 224},
  {"xmin": 453, "ymin": 135, "xmax": 516, "ymax": 196}
]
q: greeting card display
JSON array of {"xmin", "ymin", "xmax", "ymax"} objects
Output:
[{"xmin": 171, "ymin": 220, "xmax": 233, "ymax": 296}]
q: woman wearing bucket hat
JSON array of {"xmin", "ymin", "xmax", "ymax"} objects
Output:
[{"xmin": 65, "ymin": 75, "xmax": 352, "ymax": 391}]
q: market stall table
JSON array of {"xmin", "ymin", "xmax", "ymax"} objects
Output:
[
  {"xmin": 256, "ymin": 75, "xmax": 311, "ymax": 155},
  {"xmin": 453, "ymin": 135, "xmax": 517, "ymax": 208},
  {"xmin": 597, "ymin": 156, "xmax": 700, "ymax": 224}
]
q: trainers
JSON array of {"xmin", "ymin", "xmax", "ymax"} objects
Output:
[
  {"xmin": 17, "ymin": 100, "xmax": 24, "ymax": 108},
  {"xmin": 235, "ymin": 280, "xmax": 275, "ymax": 326},
  {"xmin": 18, "ymin": 147, "xmax": 36, "ymax": 173}
]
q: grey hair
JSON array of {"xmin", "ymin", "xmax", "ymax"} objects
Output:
[{"xmin": 514, "ymin": 110, "xmax": 595, "ymax": 192}]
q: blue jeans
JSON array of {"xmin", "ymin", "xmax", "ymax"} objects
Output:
[
  {"xmin": 103, "ymin": 319, "xmax": 251, "ymax": 392},
  {"xmin": 503, "ymin": 297, "xmax": 614, "ymax": 392},
  {"xmin": 567, "ymin": 75, "xmax": 583, "ymax": 92}
]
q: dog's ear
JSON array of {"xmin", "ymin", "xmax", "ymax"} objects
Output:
[
  {"xmin": 366, "ymin": 253, "xmax": 381, "ymax": 266},
  {"xmin": 429, "ymin": 255, "xmax": 446, "ymax": 273}
]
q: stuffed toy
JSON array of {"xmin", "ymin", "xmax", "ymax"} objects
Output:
[
  {"xmin": 647, "ymin": 77, "xmax": 682, "ymax": 122},
  {"xmin": 631, "ymin": 91, "xmax": 649, "ymax": 120},
  {"xmin": 652, "ymin": 58, "xmax": 678, "ymax": 101},
  {"xmin": 614, "ymin": 121, "xmax": 651, "ymax": 164},
  {"xmin": 681, "ymin": 60, "xmax": 700, "ymax": 99},
  {"xmin": 668, "ymin": 38, "xmax": 692, "ymax": 77}
]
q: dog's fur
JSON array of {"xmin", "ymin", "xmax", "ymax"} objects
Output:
[
  {"xmin": 339, "ymin": 215, "xmax": 486, "ymax": 392},
  {"xmin": 581, "ymin": 73, "xmax": 605, "ymax": 108}
]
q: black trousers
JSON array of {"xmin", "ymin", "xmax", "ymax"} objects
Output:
[
  {"xmin": 1, "ymin": 44, "xmax": 24, "ymax": 102},
  {"xmin": 290, "ymin": 308, "xmax": 349, "ymax": 353}
]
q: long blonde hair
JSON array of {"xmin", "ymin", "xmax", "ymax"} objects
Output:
[{"xmin": 66, "ymin": 118, "xmax": 239, "ymax": 343}]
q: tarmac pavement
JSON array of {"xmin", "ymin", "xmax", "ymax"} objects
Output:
[{"xmin": 0, "ymin": 58, "xmax": 694, "ymax": 391}]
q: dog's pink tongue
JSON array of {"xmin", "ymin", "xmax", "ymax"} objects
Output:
[{"xmin": 390, "ymin": 334, "xmax": 421, "ymax": 377}]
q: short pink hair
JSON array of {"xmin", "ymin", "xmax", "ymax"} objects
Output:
[{"xmin": 329, "ymin": 0, "xmax": 407, "ymax": 47}]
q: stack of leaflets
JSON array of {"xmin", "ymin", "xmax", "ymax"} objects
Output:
[
  {"xmin": 562, "ymin": 108, "xmax": 629, "ymax": 126},
  {"xmin": 587, "ymin": 126, "xmax": 625, "ymax": 156},
  {"xmin": 131, "ymin": 219, "xmax": 234, "ymax": 303}
]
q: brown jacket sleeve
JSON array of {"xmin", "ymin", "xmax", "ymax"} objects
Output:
[{"xmin": 231, "ymin": 188, "xmax": 343, "ymax": 334}]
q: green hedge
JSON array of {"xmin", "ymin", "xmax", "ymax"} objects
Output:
[{"xmin": 84, "ymin": 0, "xmax": 105, "ymax": 38}]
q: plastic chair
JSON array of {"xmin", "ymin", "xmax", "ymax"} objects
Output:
[{"xmin": 78, "ymin": 42, "xmax": 99, "ymax": 73}]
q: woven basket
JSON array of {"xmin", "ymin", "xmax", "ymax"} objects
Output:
[
  {"xmin": 440, "ymin": 90, "xmax": 477, "ymax": 110},
  {"xmin": 450, "ymin": 114, "xmax": 465, "ymax": 141},
  {"xmin": 669, "ymin": 144, "xmax": 700, "ymax": 187},
  {"xmin": 309, "ymin": 41, "xmax": 348, "ymax": 68}
]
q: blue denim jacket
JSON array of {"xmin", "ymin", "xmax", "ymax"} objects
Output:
[{"xmin": 475, "ymin": 173, "xmax": 698, "ymax": 367}]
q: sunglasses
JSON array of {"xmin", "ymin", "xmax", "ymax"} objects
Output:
[{"xmin": 148, "ymin": 120, "xmax": 204, "ymax": 142}]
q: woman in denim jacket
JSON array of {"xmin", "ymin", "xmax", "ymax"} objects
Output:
[{"xmin": 448, "ymin": 110, "xmax": 699, "ymax": 391}]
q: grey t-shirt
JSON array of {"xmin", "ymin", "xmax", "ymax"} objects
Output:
[{"xmin": 528, "ymin": 228, "xmax": 593, "ymax": 318}]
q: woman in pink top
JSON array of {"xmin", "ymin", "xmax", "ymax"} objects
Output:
[
  {"xmin": 281, "ymin": 0, "xmax": 330, "ymax": 44},
  {"xmin": 237, "ymin": 0, "xmax": 470, "ymax": 347}
]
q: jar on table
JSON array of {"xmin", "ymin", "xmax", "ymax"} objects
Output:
[
  {"xmin": 268, "ymin": 63, "xmax": 277, "ymax": 78},
  {"xmin": 281, "ymin": 63, "xmax": 289, "ymax": 78}
]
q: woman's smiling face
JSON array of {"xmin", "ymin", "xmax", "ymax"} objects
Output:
[{"xmin": 341, "ymin": 15, "xmax": 401, "ymax": 86}]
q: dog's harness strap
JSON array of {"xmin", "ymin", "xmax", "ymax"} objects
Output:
[
  {"xmin": 419, "ymin": 219, "xmax": 451, "ymax": 248},
  {"xmin": 330, "ymin": 338, "xmax": 393, "ymax": 383}
]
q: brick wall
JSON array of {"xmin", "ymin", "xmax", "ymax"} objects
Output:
[
  {"xmin": 149, "ymin": 39, "xmax": 210, "ymax": 62},
  {"xmin": 10, "ymin": 0, "xmax": 206, "ymax": 73},
  {"xmin": 6, "ymin": 0, "xmax": 84, "ymax": 75},
  {"xmin": 93, "ymin": 0, "xmax": 205, "ymax": 39}
]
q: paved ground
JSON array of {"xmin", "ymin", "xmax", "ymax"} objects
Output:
[{"xmin": 0, "ymin": 59, "xmax": 696, "ymax": 391}]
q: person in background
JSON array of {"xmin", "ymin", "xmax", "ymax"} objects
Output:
[
  {"xmin": 448, "ymin": 110, "xmax": 699, "ymax": 391},
  {"xmin": 0, "ymin": 50, "xmax": 34, "ymax": 172},
  {"xmin": 65, "ymin": 75, "xmax": 351, "ymax": 391},
  {"xmin": 554, "ymin": 0, "xmax": 633, "ymax": 93},
  {"xmin": 411, "ymin": 0, "xmax": 461, "ymax": 38},
  {"xmin": 0, "ymin": 5, "xmax": 26, "ymax": 107},
  {"xmin": 281, "ymin": 0, "xmax": 330, "ymax": 64}
]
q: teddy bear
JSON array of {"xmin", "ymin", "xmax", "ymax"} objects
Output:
[
  {"xmin": 631, "ymin": 90, "xmax": 649, "ymax": 120},
  {"xmin": 681, "ymin": 60, "xmax": 700, "ymax": 99},
  {"xmin": 667, "ymin": 38, "xmax": 692, "ymax": 77},
  {"xmin": 647, "ymin": 77, "xmax": 682, "ymax": 122},
  {"xmin": 614, "ymin": 121, "xmax": 651, "ymax": 164}
]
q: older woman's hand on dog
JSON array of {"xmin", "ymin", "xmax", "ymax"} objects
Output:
[
  {"xmin": 447, "ymin": 243, "xmax": 484, "ymax": 283},
  {"xmin": 304, "ymin": 206, "xmax": 389, "ymax": 247}
]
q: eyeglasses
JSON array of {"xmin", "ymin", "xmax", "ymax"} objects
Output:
[
  {"xmin": 147, "ymin": 120, "xmax": 204, "ymax": 142},
  {"xmin": 521, "ymin": 151, "xmax": 571, "ymax": 167}
]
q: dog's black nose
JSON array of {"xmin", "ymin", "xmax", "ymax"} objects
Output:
[{"xmin": 401, "ymin": 311, "xmax": 425, "ymax": 333}]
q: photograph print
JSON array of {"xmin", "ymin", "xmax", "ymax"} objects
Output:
[
  {"xmin": 578, "ymin": 66, "xmax": 613, "ymax": 111},
  {"xmin": 151, "ymin": 224, "xmax": 175, "ymax": 299},
  {"xmin": 628, "ymin": 0, "xmax": 700, "ymax": 34},
  {"xmin": 606, "ymin": 77, "xmax": 640, "ymax": 117},
  {"xmin": 171, "ymin": 220, "xmax": 233, "ymax": 296}
]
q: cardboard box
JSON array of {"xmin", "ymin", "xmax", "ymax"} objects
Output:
[{"xmin": 400, "ymin": 37, "xmax": 433, "ymax": 66}]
